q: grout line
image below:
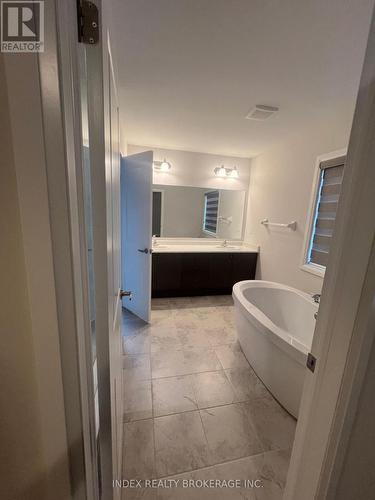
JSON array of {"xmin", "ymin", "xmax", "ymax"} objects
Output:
[
  {"xmin": 195, "ymin": 393, "xmax": 213, "ymax": 466},
  {"xmin": 151, "ymin": 405, "xmax": 157, "ymax": 479},
  {"xmin": 124, "ymin": 398, "xmax": 264, "ymax": 424},
  {"xmin": 154, "ymin": 447, "xmax": 287, "ymax": 481},
  {"xmin": 150, "ymin": 366, "xmax": 226, "ymax": 380}
]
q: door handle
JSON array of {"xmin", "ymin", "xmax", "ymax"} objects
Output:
[
  {"xmin": 120, "ymin": 290, "xmax": 132, "ymax": 300},
  {"xmin": 138, "ymin": 248, "xmax": 149, "ymax": 254}
]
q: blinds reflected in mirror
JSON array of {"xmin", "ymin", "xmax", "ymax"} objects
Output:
[
  {"xmin": 309, "ymin": 156, "xmax": 346, "ymax": 267},
  {"xmin": 203, "ymin": 190, "xmax": 219, "ymax": 234}
]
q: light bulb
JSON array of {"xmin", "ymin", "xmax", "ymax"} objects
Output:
[
  {"xmin": 230, "ymin": 166, "xmax": 239, "ymax": 178},
  {"xmin": 218, "ymin": 165, "xmax": 226, "ymax": 177},
  {"xmin": 160, "ymin": 159, "xmax": 171, "ymax": 172}
]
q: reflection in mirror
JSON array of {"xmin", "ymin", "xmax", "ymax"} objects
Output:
[{"xmin": 152, "ymin": 184, "xmax": 246, "ymax": 240}]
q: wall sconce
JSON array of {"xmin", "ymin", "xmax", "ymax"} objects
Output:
[
  {"xmin": 153, "ymin": 159, "xmax": 171, "ymax": 172},
  {"xmin": 215, "ymin": 165, "xmax": 227, "ymax": 177},
  {"xmin": 214, "ymin": 165, "xmax": 239, "ymax": 178}
]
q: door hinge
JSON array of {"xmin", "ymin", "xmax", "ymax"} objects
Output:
[
  {"xmin": 306, "ymin": 352, "xmax": 317, "ymax": 373},
  {"xmin": 77, "ymin": 0, "xmax": 99, "ymax": 44}
]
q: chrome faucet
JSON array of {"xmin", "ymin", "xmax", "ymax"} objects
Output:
[
  {"xmin": 221, "ymin": 239, "xmax": 228, "ymax": 247},
  {"xmin": 312, "ymin": 293, "xmax": 321, "ymax": 304}
]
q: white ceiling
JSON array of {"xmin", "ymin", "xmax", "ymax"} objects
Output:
[{"xmin": 111, "ymin": 0, "xmax": 373, "ymax": 158}]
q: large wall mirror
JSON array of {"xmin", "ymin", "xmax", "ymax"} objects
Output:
[{"xmin": 152, "ymin": 184, "xmax": 246, "ymax": 240}]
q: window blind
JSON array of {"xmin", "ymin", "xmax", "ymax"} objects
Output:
[
  {"xmin": 203, "ymin": 190, "xmax": 219, "ymax": 234},
  {"xmin": 309, "ymin": 155, "xmax": 346, "ymax": 267}
]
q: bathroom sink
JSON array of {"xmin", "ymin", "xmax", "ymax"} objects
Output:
[{"xmin": 215, "ymin": 245, "xmax": 241, "ymax": 250}]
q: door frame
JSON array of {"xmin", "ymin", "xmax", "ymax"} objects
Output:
[
  {"xmin": 285, "ymin": 8, "xmax": 375, "ymax": 499},
  {"xmin": 45, "ymin": 0, "xmax": 114, "ymax": 498}
]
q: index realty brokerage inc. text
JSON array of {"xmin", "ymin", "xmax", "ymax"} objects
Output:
[{"xmin": 113, "ymin": 479, "xmax": 264, "ymax": 489}]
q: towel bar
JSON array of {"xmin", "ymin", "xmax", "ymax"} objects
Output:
[{"xmin": 261, "ymin": 218, "xmax": 297, "ymax": 231}]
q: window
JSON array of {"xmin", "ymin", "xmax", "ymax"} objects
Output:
[
  {"xmin": 303, "ymin": 154, "xmax": 346, "ymax": 275},
  {"xmin": 203, "ymin": 190, "xmax": 219, "ymax": 234}
]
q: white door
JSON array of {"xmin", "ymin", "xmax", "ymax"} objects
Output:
[
  {"xmin": 121, "ymin": 151, "xmax": 153, "ymax": 322},
  {"xmin": 108, "ymin": 54, "xmax": 124, "ymax": 492},
  {"xmin": 52, "ymin": 1, "xmax": 123, "ymax": 498}
]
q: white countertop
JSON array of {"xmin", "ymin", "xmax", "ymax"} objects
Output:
[{"xmin": 152, "ymin": 242, "xmax": 258, "ymax": 253}]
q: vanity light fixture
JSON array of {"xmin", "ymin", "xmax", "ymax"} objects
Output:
[
  {"xmin": 214, "ymin": 165, "xmax": 227, "ymax": 177},
  {"xmin": 230, "ymin": 166, "xmax": 239, "ymax": 178},
  {"xmin": 153, "ymin": 158, "xmax": 172, "ymax": 172},
  {"xmin": 214, "ymin": 165, "xmax": 239, "ymax": 178}
]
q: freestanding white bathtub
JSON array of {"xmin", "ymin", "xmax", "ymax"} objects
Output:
[{"xmin": 233, "ymin": 280, "xmax": 318, "ymax": 418}]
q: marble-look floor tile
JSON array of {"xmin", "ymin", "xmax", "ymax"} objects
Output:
[
  {"xmin": 124, "ymin": 379, "xmax": 153, "ymax": 422},
  {"xmin": 152, "ymin": 347, "xmax": 221, "ymax": 378},
  {"xmin": 152, "ymin": 376, "xmax": 197, "ymax": 417},
  {"xmin": 221, "ymin": 314, "xmax": 237, "ymax": 330},
  {"xmin": 150, "ymin": 311, "xmax": 176, "ymax": 327},
  {"xmin": 154, "ymin": 411, "xmax": 212, "ymax": 477},
  {"xmin": 168, "ymin": 297, "xmax": 195, "ymax": 309},
  {"xmin": 205, "ymin": 295, "xmax": 234, "ymax": 306},
  {"xmin": 182, "ymin": 347, "xmax": 222, "ymax": 374},
  {"xmin": 151, "ymin": 298, "xmax": 172, "ymax": 310},
  {"xmin": 191, "ymin": 307, "xmax": 214, "ymax": 321},
  {"xmin": 123, "ymin": 354, "xmax": 151, "ymax": 381},
  {"xmin": 121, "ymin": 294, "xmax": 293, "ymax": 496},
  {"xmin": 123, "ymin": 330, "xmax": 151, "ymax": 355},
  {"xmin": 177, "ymin": 328, "xmax": 212, "ymax": 348},
  {"xmin": 150, "ymin": 326, "xmax": 183, "ymax": 351},
  {"xmin": 174, "ymin": 313, "xmax": 201, "ymax": 330},
  {"xmin": 204, "ymin": 326, "xmax": 237, "ymax": 347},
  {"xmin": 243, "ymin": 398, "xmax": 296, "ymax": 452},
  {"xmin": 191, "ymin": 371, "xmax": 237, "ymax": 409},
  {"xmin": 151, "ymin": 349, "xmax": 187, "ymax": 378},
  {"xmin": 225, "ymin": 367, "xmax": 272, "ymax": 402},
  {"xmin": 200, "ymin": 403, "xmax": 263, "ymax": 463},
  {"xmin": 187, "ymin": 295, "xmax": 214, "ymax": 306},
  {"xmin": 214, "ymin": 449, "xmax": 291, "ymax": 500},
  {"xmin": 214, "ymin": 344, "xmax": 249, "ymax": 370},
  {"xmin": 156, "ymin": 466, "xmax": 222, "ymax": 500},
  {"xmin": 198, "ymin": 314, "xmax": 232, "ymax": 331},
  {"xmin": 122, "ymin": 484, "xmax": 157, "ymax": 500},
  {"xmin": 123, "ymin": 419, "xmax": 155, "ymax": 479}
]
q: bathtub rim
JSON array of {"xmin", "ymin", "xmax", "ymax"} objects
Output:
[{"xmin": 232, "ymin": 280, "xmax": 317, "ymax": 365}]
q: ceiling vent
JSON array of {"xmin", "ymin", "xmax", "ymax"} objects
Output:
[{"xmin": 246, "ymin": 104, "xmax": 279, "ymax": 121}]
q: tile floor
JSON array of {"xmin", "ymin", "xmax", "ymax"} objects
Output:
[{"xmin": 121, "ymin": 296, "xmax": 296, "ymax": 500}]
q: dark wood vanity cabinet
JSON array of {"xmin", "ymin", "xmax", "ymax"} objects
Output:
[{"xmin": 152, "ymin": 252, "xmax": 257, "ymax": 297}]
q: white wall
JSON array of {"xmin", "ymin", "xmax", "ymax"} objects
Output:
[
  {"xmin": 128, "ymin": 144, "xmax": 251, "ymax": 191},
  {"xmin": 244, "ymin": 115, "xmax": 353, "ymax": 293},
  {"xmin": 1, "ymin": 53, "xmax": 70, "ymax": 499}
]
